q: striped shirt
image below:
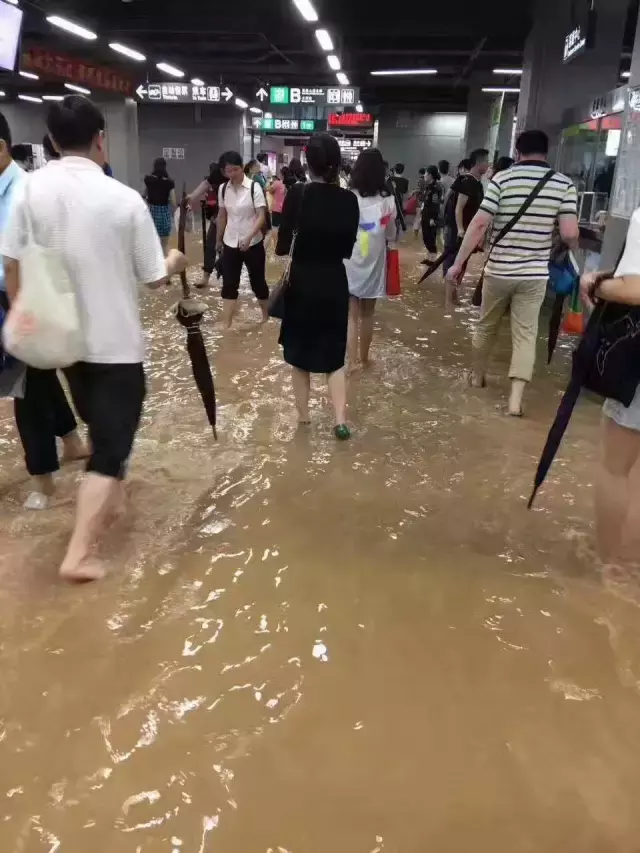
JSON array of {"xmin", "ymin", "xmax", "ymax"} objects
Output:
[{"xmin": 480, "ymin": 161, "xmax": 577, "ymax": 280}]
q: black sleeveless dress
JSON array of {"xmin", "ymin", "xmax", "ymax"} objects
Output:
[{"xmin": 275, "ymin": 181, "xmax": 359, "ymax": 374}]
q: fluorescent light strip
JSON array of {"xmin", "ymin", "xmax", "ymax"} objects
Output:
[
  {"xmin": 109, "ymin": 42, "xmax": 146, "ymax": 62},
  {"xmin": 622, "ymin": 71, "xmax": 631, "ymax": 79},
  {"xmin": 191, "ymin": 78, "xmax": 205, "ymax": 86},
  {"xmin": 42, "ymin": 95, "xmax": 65, "ymax": 101},
  {"xmin": 292, "ymin": 0, "xmax": 318, "ymax": 22},
  {"xmin": 65, "ymin": 82, "xmax": 91, "ymax": 95},
  {"xmin": 315, "ymin": 29, "xmax": 333, "ymax": 51},
  {"xmin": 46, "ymin": 15, "xmax": 97, "ymax": 40},
  {"xmin": 0, "ymin": 91, "xmax": 6, "ymax": 97},
  {"xmin": 327, "ymin": 54, "xmax": 341, "ymax": 71},
  {"xmin": 249, "ymin": 106, "xmax": 263, "ymax": 114},
  {"xmin": 370, "ymin": 68, "xmax": 437, "ymax": 76},
  {"xmin": 5, "ymin": 0, "xmax": 19, "ymax": 5},
  {"xmin": 492, "ymin": 68, "xmax": 523, "ymax": 75},
  {"xmin": 336, "ymin": 72, "xmax": 349, "ymax": 85},
  {"xmin": 18, "ymin": 94, "xmax": 43, "ymax": 103},
  {"xmin": 156, "ymin": 62, "xmax": 184, "ymax": 78},
  {"xmin": 482, "ymin": 87, "xmax": 520, "ymax": 93},
  {"xmin": 235, "ymin": 98, "xmax": 248, "ymax": 109},
  {"xmin": 19, "ymin": 71, "xmax": 39, "ymax": 80}
]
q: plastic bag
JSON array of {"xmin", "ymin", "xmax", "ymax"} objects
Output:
[{"xmin": 174, "ymin": 207, "xmax": 194, "ymax": 234}]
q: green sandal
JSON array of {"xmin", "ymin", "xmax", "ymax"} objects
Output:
[{"xmin": 334, "ymin": 424, "xmax": 351, "ymax": 441}]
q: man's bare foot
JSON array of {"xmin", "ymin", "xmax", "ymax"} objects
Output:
[
  {"xmin": 62, "ymin": 431, "xmax": 89, "ymax": 464},
  {"xmin": 59, "ymin": 556, "xmax": 107, "ymax": 583}
]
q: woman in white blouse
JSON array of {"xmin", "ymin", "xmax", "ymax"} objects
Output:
[{"xmin": 344, "ymin": 149, "xmax": 397, "ymax": 369}]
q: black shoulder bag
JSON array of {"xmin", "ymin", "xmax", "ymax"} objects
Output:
[
  {"xmin": 267, "ymin": 183, "xmax": 307, "ymax": 320},
  {"xmin": 471, "ymin": 169, "xmax": 556, "ymax": 306}
]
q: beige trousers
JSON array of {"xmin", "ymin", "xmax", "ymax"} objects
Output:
[{"xmin": 472, "ymin": 274, "xmax": 547, "ymax": 382}]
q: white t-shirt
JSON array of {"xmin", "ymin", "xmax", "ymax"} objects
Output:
[
  {"xmin": 218, "ymin": 175, "xmax": 266, "ymax": 249},
  {"xmin": 615, "ymin": 208, "xmax": 640, "ymax": 277},
  {"xmin": 0, "ymin": 156, "xmax": 166, "ymax": 364}
]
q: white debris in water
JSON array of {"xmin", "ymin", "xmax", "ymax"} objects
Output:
[{"xmin": 312, "ymin": 642, "xmax": 328, "ymax": 662}]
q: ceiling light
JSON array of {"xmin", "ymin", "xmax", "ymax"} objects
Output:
[
  {"xmin": 315, "ymin": 29, "xmax": 333, "ymax": 51},
  {"xmin": 156, "ymin": 62, "xmax": 184, "ymax": 78},
  {"xmin": 356, "ymin": 103, "xmax": 364, "ymax": 113},
  {"xmin": 327, "ymin": 55, "xmax": 341, "ymax": 71},
  {"xmin": 109, "ymin": 42, "xmax": 146, "ymax": 62},
  {"xmin": 622, "ymin": 71, "xmax": 631, "ymax": 79},
  {"xmin": 336, "ymin": 72, "xmax": 349, "ymax": 85},
  {"xmin": 292, "ymin": 0, "xmax": 318, "ymax": 22},
  {"xmin": 492, "ymin": 68, "xmax": 523, "ymax": 75},
  {"xmin": 191, "ymin": 78, "xmax": 205, "ymax": 86},
  {"xmin": 19, "ymin": 71, "xmax": 39, "ymax": 80},
  {"xmin": 46, "ymin": 15, "xmax": 97, "ymax": 40},
  {"xmin": 264, "ymin": 112, "xmax": 272, "ymax": 119},
  {"xmin": 42, "ymin": 95, "xmax": 65, "ymax": 101},
  {"xmin": 0, "ymin": 91, "xmax": 5, "ymax": 98},
  {"xmin": 65, "ymin": 82, "xmax": 91, "ymax": 95},
  {"xmin": 370, "ymin": 68, "xmax": 438, "ymax": 76},
  {"xmin": 18, "ymin": 95, "xmax": 43, "ymax": 103},
  {"xmin": 482, "ymin": 87, "xmax": 520, "ymax": 93},
  {"xmin": 249, "ymin": 106, "xmax": 263, "ymax": 114},
  {"xmin": 5, "ymin": 0, "xmax": 19, "ymax": 5},
  {"xmin": 235, "ymin": 97, "xmax": 248, "ymax": 109}
]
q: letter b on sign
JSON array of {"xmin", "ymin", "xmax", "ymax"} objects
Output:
[{"xmin": 290, "ymin": 87, "xmax": 301, "ymax": 103}]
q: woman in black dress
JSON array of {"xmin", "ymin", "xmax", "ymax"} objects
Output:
[{"xmin": 276, "ymin": 133, "xmax": 359, "ymax": 439}]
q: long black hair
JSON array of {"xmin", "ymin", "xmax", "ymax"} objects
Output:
[
  {"xmin": 288, "ymin": 157, "xmax": 306, "ymax": 183},
  {"xmin": 305, "ymin": 132, "xmax": 340, "ymax": 185},
  {"xmin": 350, "ymin": 147, "xmax": 387, "ymax": 197},
  {"xmin": 426, "ymin": 165, "xmax": 441, "ymax": 182},
  {"xmin": 152, "ymin": 156, "xmax": 169, "ymax": 178}
]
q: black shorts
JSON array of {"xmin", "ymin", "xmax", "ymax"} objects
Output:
[
  {"xmin": 271, "ymin": 211, "xmax": 283, "ymax": 227},
  {"xmin": 64, "ymin": 362, "xmax": 146, "ymax": 479}
]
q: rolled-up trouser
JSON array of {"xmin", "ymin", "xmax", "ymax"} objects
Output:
[
  {"xmin": 221, "ymin": 241, "xmax": 269, "ymax": 301},
  {"xmin": 421, "ymin": 215, "xmax": 437, "ymax": 254},
  {"xmin": 473, "ymin": 274, "xmax": 547, "ymax": 382}
]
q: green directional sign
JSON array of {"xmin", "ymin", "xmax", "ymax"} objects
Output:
[
  {"xmin": 252, "ymin": 116, "xmax": 325, "ymax": 133},
  {"xmin": 300, "ymin": 119, "xmax": 315, "ymax": 131},
  {"xmin": 270, "ymin": 86, "xmax": 289, "ymax": 105}
]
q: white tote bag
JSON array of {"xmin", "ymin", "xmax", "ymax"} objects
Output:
[{"xmin": 2, "ymin": 179, "xmax": 85, "ymax": 369}]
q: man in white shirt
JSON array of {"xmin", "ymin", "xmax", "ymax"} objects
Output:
[
  {"xmin": 1, "ymin": 95, "xmax": 187, "ymax": 582},
  {"xmin": 215, "ymin": 150, "xmax": 268, "ymax": 329}
]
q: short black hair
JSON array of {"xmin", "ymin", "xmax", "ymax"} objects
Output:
[
  {"xmin": 256, "ymin": 151, "xmax": 268, "ymax": 164},
  {"xmin": 426, "ymin": 165, "xmax": 441, "ymax": 181},
  {"xmin": 418, "ymin": 167, "xmax": 426, "ymax": 175},
  {"xmin": 351, "ymin": 147, "xmax": 387, "ymax": 197},
  {"xmin": 493, "ymin": 156, "xmax": 514, "ymax": 175},
  {"xmin": 305, "ymin": 132, "xmax": 341, "ymax": 184},
  {"xmin": 438, "ymin": 159, "xmax": 450, "ymax": 174},
  {"xmin": 11, "ymin": 144, "xmax": 32, "ymax": 163},
  {"xmin": 42, "ymin": 133, "xmax": 59, "ymax": 160},
  {"xmin": 469, "ymin": 148, "xmax": 489, "ymax": 166},
  {"xmin": 458, "ymin": 158, "xmax": 472, "ymax": 171},
  {"xmin": 218, "ymin": 150, "xmax": 243, "ymax": 170},
  {"xmin": 516, "ymin": 129, "xmax": 549, "ymax": 157},
  {"xmin": 0, "ymin": 111, "xmax": 12, "ymax": 149},
  {"xmin": 47, "ymin": 95, "xmax": 105, "ymax": 151},
  {"xmin": 244, "ymin": 158, "xmax": 258, "ymax": 175},
  {"xmin": 394, "ymin": 162, "xmax": 405, "ymax": 174}
]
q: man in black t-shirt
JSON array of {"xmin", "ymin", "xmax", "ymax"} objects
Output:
[
  {"xmin": 442, "ymin": 148, "xmax": 489, "ymax": 287},
  {"xmin": 390, "ymin": 162, "xmax": 409, "ymax": 199}
]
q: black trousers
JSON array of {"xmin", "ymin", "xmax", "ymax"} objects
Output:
[
  {"xmin": 0, "ymin": 290, "xmax": 78, "ymax": 477},
  {"xmin": 421, "ymin": 213, "xmax": 438, "ymax": 254},
  {"xmin": 203, "ymin": 219, "xmax": 217, "ymax": 275},
  {"xmin": 221, "ymin": 241, "xmax": 269, "ymax": 301}
]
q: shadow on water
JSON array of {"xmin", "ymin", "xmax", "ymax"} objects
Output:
[{"xmin": 2, "ymin": 241, "xmax": 640, "ymax": 851}]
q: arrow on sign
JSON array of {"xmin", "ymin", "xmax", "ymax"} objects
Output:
[
  {"xmin": 136, "ymin": 84, "xmax": 147, "ymax": 99},
  {"xmin": 222, "ymin": 87, "xmax": 233, "ymax": 101},
  {"xmin": 256, "ymin": 87, "xmax": 268, "ymax": 101}
]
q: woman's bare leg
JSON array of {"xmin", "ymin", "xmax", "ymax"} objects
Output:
[
  {"xmin": 160, "ymin": 235, "xmax": 170, "ymax": 254},
  {"xmin": 347, "ymin": 296, "xmax": 360, "ymax": 368},
  {"xmin": 327, "ymin": 368, "xmax": 347, "ymax": 426},
  {"xmin": 359, "ymin": 299, "xmax": 376, "ymax": 366},
  {"xmin": 595, "ymin": 415, "xmax": 640, "ymax": 561},
  {"xmin": 292, "ymin": 368, "xmax": 311, "ymax": 424}
]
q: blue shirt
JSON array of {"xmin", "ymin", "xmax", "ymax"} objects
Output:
[{"xmin": 0, "ymin": 161, "xmax": 24, "ymax": 292}]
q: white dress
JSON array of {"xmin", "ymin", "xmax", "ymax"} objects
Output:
[{"xmin": 344, "ymin": 191, "xmax": 397, "ymax": 299}]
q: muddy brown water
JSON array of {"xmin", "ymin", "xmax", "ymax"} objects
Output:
[{"xmin": 2, "ymin": 241, "xmax": 640, "ymax": 852}]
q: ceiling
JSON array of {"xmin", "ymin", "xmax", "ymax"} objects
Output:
[{"xmin": 4, "ymin": 0, "xmax": 535, "ymax": 109}]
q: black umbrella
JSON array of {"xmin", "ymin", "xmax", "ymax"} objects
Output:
[
  {"xmin": 418, "ymin": 239, "xmax": 460, "ymax": 285},
  {"xmin": 176, "ymin": 184, "xmax": 218, "ymax": 440}
]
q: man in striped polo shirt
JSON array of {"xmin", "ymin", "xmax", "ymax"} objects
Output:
[{"xmin": 447, "ymin": 130, "xmax": 579, "ymax": 416}]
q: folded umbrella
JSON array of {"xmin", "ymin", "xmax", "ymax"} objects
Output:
[{"xmin": 547, "ymin": 293, "xmax": 566, "ymax": 365}]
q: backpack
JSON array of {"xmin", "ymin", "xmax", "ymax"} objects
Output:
[
  {"xmin": 204, "ymin": 180, "xmax": 218, "ymax": 220},
  {"xmin": 222, "ymin": 180, "xmax": 272, "ymax": 236}
]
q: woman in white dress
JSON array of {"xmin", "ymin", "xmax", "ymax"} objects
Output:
[{"xmin": 345, "ymin": 149, "xmax": 397, "ymax": 368}]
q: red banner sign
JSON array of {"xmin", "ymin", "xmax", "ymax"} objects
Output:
[
  {"xmin": 22, "ymin": 47, "xmax": 133, "ymax": 95},
  {"xmin": 328, "ymin": 112, "xmax": 374, "ymax": 128}
]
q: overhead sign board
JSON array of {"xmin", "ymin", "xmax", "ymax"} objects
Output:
[
  {"xmin": 23, "ymin": 47, "xmax": 133, "ymax": 95},
  {"xmin": 137, "ymin": 83, "xmax": 233, "ymax": 103},
  {"xmin": 328, "ymin": 112, "xmax": 374, "ymax": 128},
  {"xmin": 563, "ymin": 1, "xmax": 595, "ymax": 63},
  {"xmin": 269, "ymin": 86, "xmax": 359, "ymax": 106},
  {"xmin": 252, "ymin": 116, "xmax": 324, "ymax": 133}
]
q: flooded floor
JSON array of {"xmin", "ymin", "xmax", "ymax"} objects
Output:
[{"xmin": 3, "ymin": 240, "xmax": 640, "ymax": 852}]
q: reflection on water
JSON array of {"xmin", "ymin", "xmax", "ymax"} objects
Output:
[{"xmin": 2, "ymin": 243, "xmax": 640, "ymax": 852}]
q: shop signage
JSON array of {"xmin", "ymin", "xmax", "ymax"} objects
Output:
[
  {"xmin": 253, "ymin": 116, "xmax": 324, "ymax": 132},
  {"xmin": 328, "ymin": 112, "xmax": 373, "ymax": 128},
  {"xmin": 269, "ymin": 85, "xmax": 359, "ymax": 106},
  {"xmin": 337, "ymin": 137, "xmax": 372, "ymax": 161},
  {"xmin": 563, "ymin": 1, "xmax": 595, "ymax": 63},
  {"xmin": 136, "ymin": 83, "xmax": 233, "ymax": 103},
  {"xmin": 22, "ymin": 47, "xmax": 133, "ymax": 95}
]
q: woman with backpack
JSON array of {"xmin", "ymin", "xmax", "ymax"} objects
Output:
[
  {"xmin": 188, "ymin": 161, "xmax": 224, "ymax": 289},
  {"xmin": 143, "ymin": 157, "xmax": 176, "ymax": 253}
]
